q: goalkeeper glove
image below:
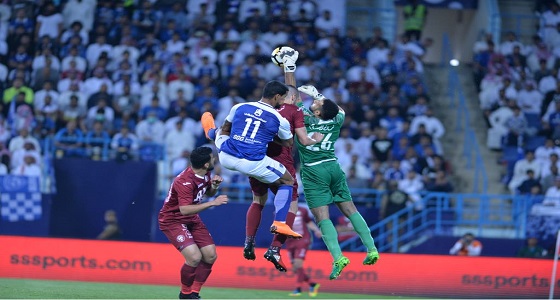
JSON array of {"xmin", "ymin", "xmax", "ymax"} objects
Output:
[
  {"xmin": 281, "ymin": 48, "xmax": 299, "ymax": 73},
  {"xmin": 297, "ymin": 85, "xmax": 326, "ymax": 100}
]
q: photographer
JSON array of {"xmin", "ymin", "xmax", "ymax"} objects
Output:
[{"xmin": 449, "ymin": 233, "xmax": 483, "ymax": 256}]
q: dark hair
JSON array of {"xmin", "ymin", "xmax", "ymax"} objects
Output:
[
  {"xmin": 262, "ymin": 80, "xmax": 288, "ymax": 99},
  {"xmin": 320, "ymin": 99, "xmax": 339, "ymax": 120},
  {"xmin": 190, "ymin": 147, "xmax": 213, "ymax": 169}
]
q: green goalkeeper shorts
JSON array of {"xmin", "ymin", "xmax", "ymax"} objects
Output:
[{"xmin": 300, "ymin": 160, "xmax": 353, "ymax": 209}]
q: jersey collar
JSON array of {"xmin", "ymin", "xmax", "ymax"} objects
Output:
[{"xmin": 258, "ymin": 100, "xmax": 274, "ymax": 108}]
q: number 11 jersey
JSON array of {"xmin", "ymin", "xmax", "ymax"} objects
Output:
[{"xmin": 220, "ymin": 101, "xmax": 292, "ymax": 161}]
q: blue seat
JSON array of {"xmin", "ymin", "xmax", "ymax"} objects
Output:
[
  {"xmin": 524, "ymin": 135, "xmax": 546, "ymax": 152},
  {"xmin": 525, "ymin": 113, "xmax": 541, "ymax": 130}
]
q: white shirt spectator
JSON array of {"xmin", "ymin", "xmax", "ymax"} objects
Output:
[
  {"xmin": 135, "ymin": 118, "xmax": 166, "ymax": 144},
  {"xmin": 410, "ymin": 114, "xmax": 445, "ymax": 139},
  {"xmin": 535, "ymin": 143, "xmax": 560, "ymax": 164},
  {"xmin": 164, "ymin": 116, "xmax": 203, "ymax": 138},
  {"xmin": 539, "ymin": 74, "xmax": 557, "ymax": 94},
  {"xmin": 186, "ymin": 0, "xmax": 216, "ymax": 16},
  {"xmin": 60, "ymin": 28, "xmax": 89, "ymax": 45},
  {"xmin": 0, "ymin": 119, "xmax": 10, "ymax": 145},
  {"xmin": 543, "ymin": 185, "xmax": 560, "ymax": 206},
  {"xmin": 261, "ymin": 29, "xmax": 288, "ymax": 49},
  {"xmin": 314, "ymin": 11, "xmax": 340, "ymax": 35},
  {"xmin": 11, "ymin": 161, "xmax": 42, "ymax": 177},
  {"xmin": 32, "ymin": 55, "xmax": 61, "ymax": 71},
  {"xmin": 168, "ymin": 78, "xmax": 195, "ymax": 102},
  {"xmin": 113, "ymin": 80, "xmax": 142, "ymax": 97},
  {"xmin": 398, "ymin": 173, "xmax": 425, "ymax": 210},
  {"xmin": 499, "ymin": 39, "xmax": 525, "ymax": 56},
  {"xmin": 11, "ymin": 149, "xmax": 41, "ymax": 169},
  {"xmin": 165, "ymin": 126, "xmax": 196, "ymax": 161},
  {"xmin": 34, "ymin": 89, "xmax": 60, "ymax": 111},
  {"xmin": 346, "ymin": 64, "xmax": 381, "ymax": 88},
  {"xmin": 367, "ymin": 46, "xmax": 390, "ymax": 68},
  {"xmin": 112, "ymin": 44, "xmax": 140, "ymax": 65},
  {"xmin": 83, "ymin": 77, "xmax": 113, "ymax": 97},
  {"xmin": 61, "ymin": 56, "xmax": 87, "ymax": 73},
  {"xmin": 541, "ymin": 158, "xmax": 560, "ymax": 179},
  {"xmin": 167, "ymin": 38, "xmax": 185, "ymax": 54},
  {"xmin": 36, "ymin": 13, "xmax": 63, "ymax": 39},
  {"xmin": 323, "ymin": 85, "xmax": 350, "ymax": 104},
  {"xmin": 58, "ymin": 90, "xmax": 87, "ymax": 109},
  {"xmin": 219, "ymin": 48, "xmax": 246, "ymax": 66},
  {"xmin": 516, "ymin": 88, "xmax": 543, "ymax": 115},
  {"xmin": 86, "ymin": 41, "xmax": 113, "ymax": 67},
  {"xmin": 508, "ymin": 157, "xmax": 542, "ymax": 193},
  {"xmin": 62, "ymin": 0, "xmax": 97, "ymax": 32},
  {"xmin": 239, "ymin": 39, "xmax": 271, "ymax": 57},
  {"xmin": 239, "ymin": 0, "xmax": 267, "ymax": 23},
  {"xmin": 87, "ymin": 105, "xmax": 115, "ymax": 123},
  {"xmin": 8, "ymin": 134, "xmax": 41, "ymax": 153},
  {"xmin": 215, "ymin": 94, "xmax": 244, "ymax": 127},
  {"xmin": 214, "ymin": 27, "xmax": 241, "ymax": 43}
]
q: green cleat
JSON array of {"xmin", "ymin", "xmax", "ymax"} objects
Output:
[
  {"xmin": 329, "ymin": 256, "xmax": 350, "ymax": 280},
  {"xmin": 363, "ymin": 248, "xmax": 379, "ymax": 265}
]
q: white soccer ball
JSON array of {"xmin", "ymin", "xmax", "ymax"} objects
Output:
[{"xmin": 270, "ymin": 46, "xmax": 295, "ymax": 67}]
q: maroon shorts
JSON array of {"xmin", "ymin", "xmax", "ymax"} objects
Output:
[
  {"xmin": 286, "ymin": 239, "xmax": 311, "ymax": 260},
  {"xmin": 249, "ymin": 166, "xmax": 298, "ymax": 202},
  {"xmin": 160, "ymin": 221, "xmax": 214, "ymax": 252}
]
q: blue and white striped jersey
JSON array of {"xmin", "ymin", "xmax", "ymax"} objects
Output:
[{"xmin": 220, "ymin": 101, "xmax": 292, "ymax": 161}]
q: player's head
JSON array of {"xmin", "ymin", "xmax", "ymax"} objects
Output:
[
  {"xmin": 190, "ymin": 146, "xmax": 215, "ymax": 171},
  {"xmin": 284, "ymin": 84, "xmax": 298, "ymax": 105},
  {"xmin": 262, "ymin": 80, "xmax": 288, "ymax": 109},
  {"xmin": 310, "ymin": 98, "xmax": 339, "ymax": 120}
]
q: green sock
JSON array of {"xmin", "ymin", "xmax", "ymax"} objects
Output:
[
  {"xmin": 317, "ymin": 219, "xmax": 342, "ymax": 260},
  {"xmin": 348, "ymin": 212, "xmax": 377, "ymax": 251}
]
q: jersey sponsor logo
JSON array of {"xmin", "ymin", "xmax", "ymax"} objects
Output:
[
  {"xmin": 255, "ymin": 108, "xmax": 263, "ymax": 116},
  {"xmin": 176, "ymin": 235, "xmax": 185, "ymax": 243},
  {"xmin": 309, "ymin": 124, "xmax": 335, "ymax": 131},
  {"xmin": 197, "ymin": 183, "xmax": 204, "ymax": 188},
  {"xmin": 182, "ymin": 182, "xmax": 191, "ymax": 185}
]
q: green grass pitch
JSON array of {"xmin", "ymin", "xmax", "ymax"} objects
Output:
[{"xmin": 0, "ymin": 278, "xmax": 417, "ymax": 299}]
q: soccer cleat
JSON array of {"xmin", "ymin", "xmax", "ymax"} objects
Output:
[
  {"xmin": 264, "ymin": 248, "xmax": 288, "ymax": 272},
  {"xmin": 329, "ymin": 256, "xmax": 350, "ymax": 280},
  {"xmin": 363, "ymin": 248, "xmax": 380, "ymax": 265},
  {"xmin": 190, "ymin": 292, "xmax": 201, "ymax": 299},
  {"xmin": 201, "ymin": 112, "xmax": 216, "ymax": 140},
  {"xmin": 179, "ymin": 292, "xmax": 192, "ymax": 299},
  {"xmin": 243, "ymin": 242, "xmax": 256, "ymax": 261},
  {"xmin": 270, "ymin": 221, "xmax": 302, "ymax": 239},
  {"xmin": 289, "ymin": 288, "xmax": 302, "ymax": 296},
  {"xmin": 309, "ymin": 283, "xmax": 320, "ymax": 297}
]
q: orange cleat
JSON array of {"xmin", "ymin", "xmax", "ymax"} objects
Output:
[
  {"xmin": 201, "ymin": 112, "xmax": 216, "ymax": 140},
  {"xmin": 270, "ymin": 221, "xmax": 302, "ymax": 239}
]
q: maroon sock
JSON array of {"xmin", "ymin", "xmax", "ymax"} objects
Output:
[
  {"xmin": 192, "ymin": 261, "xmax": 213, "ymax": 293},
  {"xmin": 296, "ymin": 268, "xmax": 309, "ymax": 283},
  {"xmin": 246, "ymin": 203, "xmax": 264, "ymax": 238},
  {"xmin": 271, "ymin": 211, "xmax": 296, "ymax": 248},
  {"xmin": 180, "ymin": 263, "xmax": 197, "ymax": 294}
]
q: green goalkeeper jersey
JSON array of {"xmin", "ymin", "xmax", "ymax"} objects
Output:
[{"xmin": 295, "ymin": 102, "xmax": 345, "ymax": 166}]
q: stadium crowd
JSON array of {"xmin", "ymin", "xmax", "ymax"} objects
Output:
[
  {"xmin": 473, "ymin": 1, "xmax": 560, "ymax": 206},
  {"xmin": 0, "ymin": 0, "xmax": 453, "ymax": 211}
]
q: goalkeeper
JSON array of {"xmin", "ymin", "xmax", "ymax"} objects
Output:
[{"xmin": 280, "ymin": 48, "xmax": 380, "ymax": 280}]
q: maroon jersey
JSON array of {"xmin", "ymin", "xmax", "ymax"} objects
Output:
[
  {"xmin": 286, "ymin": 206, "xmax": 313, "ymax": 244},
  {"xmin": 266, "ymin": 103, "xmax": 305, "ymax": 170},
  {"xmin": 158, "ymin": 167, "xmax": 211, "ymax": 227}
]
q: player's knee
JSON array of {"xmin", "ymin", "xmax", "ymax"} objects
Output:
[
  {"xmin": 186, "ymin": 253, "xmax": 202, "ymax": 267},
  {"xmin": 205, "ymin": 252, "xmax": 217, "ymax": 264}
]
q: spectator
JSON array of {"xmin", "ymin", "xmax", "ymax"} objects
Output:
[
  {"xmin": 54, "ymin": 119, "xmax": 85, "ymax": 158},
  {"xmin": 398, "ymin": 170, "xmax": 424, "ymax": 211},
  {"xmin": 425, "ymin": 170, "xmax": 454, "ymax": 193},
  {"xmin": 111, "ymin": 126, "xmax": 139, "ymax": 162},
  {"xmin": 96, "ymin": 210, "xmax": 122, "ymax": 240},
  {"xmin": 543, "ymin": 176, "xmax": 560, "ymax": 206},
  {"xmin": 84, "ymin": 121, "xmax": 111, "ymax": 160},
  {"xmin": 10, "ymin": 155, "xmax": 42, "ymax": 178},
  {"xmin": 35, "ymin": 2, "xmax": 63, "ymax": 41},
  {"xmin": 164, "ymin": 120, "xmax": 195, "ymax": 161},
  {"xmin": 335, "ymin": 215, "xmax": 357, "ymax": 242},
  {"xmin": 516, "ymin": 237, "xmax": 548, "ymax": 258},
  {"xmin": 449, "ymin": 233, "xmax": 482, "ymax": 256},
  {"xmin": 62, "ymin": 0, "xmax": 97, "ymax": 32},
  {"xmin": 517, "ymin": 170, "xmax": 541, "ymax": 195},
  {"xmin": 8, "ymin": 127, "xmax": 41, "ymax": 153},
  {"xmin": 508, "ymin": 151, "xmax": 541, "ymax": 193},
  {"xmin": 11, "ymin": 142, "xmax": 41, "ymax": 170}
]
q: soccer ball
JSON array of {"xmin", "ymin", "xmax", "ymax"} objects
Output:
[{"xmin": 270, "ymin": 46, "xmax": 295, "ymax": 67}]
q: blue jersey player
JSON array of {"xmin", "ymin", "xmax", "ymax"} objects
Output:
[{"xmin": 202, "ymin": 80, "xmax": 313, "ymax": 239}]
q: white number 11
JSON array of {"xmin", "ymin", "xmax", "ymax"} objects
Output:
[{"xmin": 242, "ymin": 118, "xmax": 261, "ymax": 138}]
